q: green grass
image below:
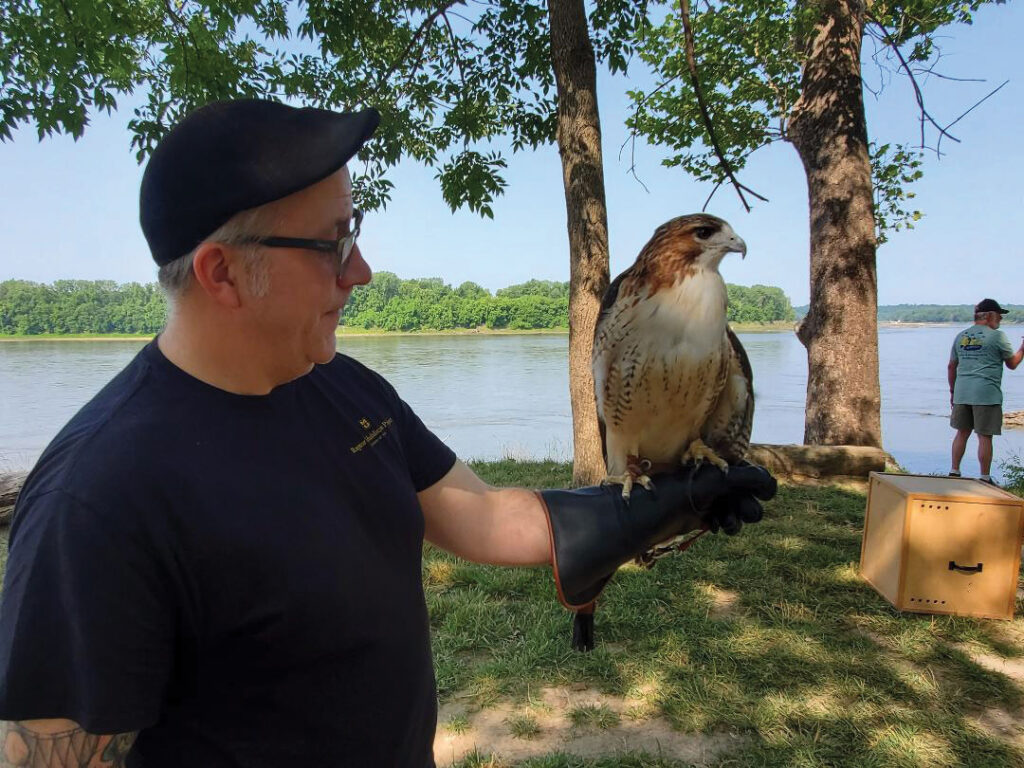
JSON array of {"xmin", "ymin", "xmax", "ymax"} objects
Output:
[
  {"xmin": 567, "ymin": 704, "xmax": 619, "ymax": 730},
  {"xmin": 428, "ymin": 460, "xmax": 1024, "ymax": 767},
  {"xmin": 505, "ymin": 712, "xmax": 543, "ymax": 739},
  {"xmin": 451, "ymin": 755, "xmax": 688, "ymax": 768},
  {"xmin": 444, "ymin": 714, "xmax": 472, "ymax": 735}
]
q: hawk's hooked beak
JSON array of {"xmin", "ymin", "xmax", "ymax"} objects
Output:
[{"xmin": 730, "ymin": 237, "xmax": 748, "ymax": 259}]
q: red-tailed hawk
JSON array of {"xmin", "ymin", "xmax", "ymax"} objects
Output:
[{"xmin": 593, "ymin": 214, "xmax": 753, "ymax": 496}]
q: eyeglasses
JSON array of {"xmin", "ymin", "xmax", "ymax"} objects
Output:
[{"xmin": 247, "ymin": 209, "xmax": 363, "ymax": 276}]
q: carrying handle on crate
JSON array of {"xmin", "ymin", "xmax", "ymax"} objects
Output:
[{"xmin": 948, "ymin": 560, "xmax": 983, "ymax": 573}]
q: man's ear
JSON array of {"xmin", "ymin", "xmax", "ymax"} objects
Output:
[{"xmin": 191, "ymin": 242, "xmax": 243, "ymax": 308}]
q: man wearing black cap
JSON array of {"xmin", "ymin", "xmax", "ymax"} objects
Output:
[
  {"xmin": 0, "ymin": 99, "xmax": 775, "ymax": 766},
  {"xmin": 948, "ymin": 298, "xmax": 1024, "ymax": 484}
]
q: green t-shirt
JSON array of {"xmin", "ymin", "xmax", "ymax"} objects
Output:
[{"xmin": 950, "ymin": 325, "xmax": 1014, "ymax": 405}]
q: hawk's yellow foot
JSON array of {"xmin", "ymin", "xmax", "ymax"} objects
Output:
[
  {"xmin": 601, "ymin": 470, "xmax": 655, "ymax": 500},
  {"xmin": 681, "ymin": 438, "xmax": 729, "ymax": 472}
]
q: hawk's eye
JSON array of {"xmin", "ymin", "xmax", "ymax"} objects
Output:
[{"xmin": 694, "ymin": 226, "xmax": 714, "ymax": 240}]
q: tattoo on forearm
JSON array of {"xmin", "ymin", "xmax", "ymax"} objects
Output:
[{"xmin": 0, "ymin": 722, "xmax": 137, "ymax": 768}]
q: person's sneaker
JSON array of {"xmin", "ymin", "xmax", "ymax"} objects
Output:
[
  {"xmin": 979, "ymin": 477, "xmax": 1000, "ymax": 488},
  {"xmin": 948, "ymin": 471, "xmax": 961, "ymax": 478}
]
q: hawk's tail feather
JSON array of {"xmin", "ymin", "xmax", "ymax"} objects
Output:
[{"xmin": 572, "ymin": 607, "xmax": 596, "ymax": 652}]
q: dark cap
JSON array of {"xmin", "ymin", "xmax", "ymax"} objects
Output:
[
  {"xmin": 975, "ymin": 298, "xmax": 1009, "ymax": 315},
  {"xmin": 140, "ymin": 99, "xmax": 380, "ymax": 266}
]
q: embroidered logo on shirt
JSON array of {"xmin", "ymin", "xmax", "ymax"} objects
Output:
[{"xmin": 350, "ymin": 417, "xmax": 394, "ymax": 453}]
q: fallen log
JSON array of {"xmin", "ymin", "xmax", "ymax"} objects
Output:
[
  {"xmin": 1005, "ymin": 411, "xmax": 1024, "ymax": 430},
  {"xmin": 0, "ymin": 472, "xmax": 28, "ymax": 527},
  {"xmin": 746, "ymin": 443, "xmax": 889, "ymax": 480}
]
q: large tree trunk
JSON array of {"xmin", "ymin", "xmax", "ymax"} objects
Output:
[
  {"xmin": 548, "ymin": 0, "xmax": 610, "ymax": 485},
  {"xmin": 788, "ymin": 0, "xmax": 882, "ymax": 447}
]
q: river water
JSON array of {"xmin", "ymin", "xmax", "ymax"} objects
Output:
[{"xmin": 2, "ymin": 325, "xmax": 1023, "ymax": 482}]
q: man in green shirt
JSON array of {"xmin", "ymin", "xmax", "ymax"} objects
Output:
[{"xmin": 948, "ymin": 298, "xmax": 1024, "ymax": 484}]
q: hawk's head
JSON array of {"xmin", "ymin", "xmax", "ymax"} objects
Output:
[
  {"xmin": 640, "ymin": 214, "xmax": 747, "ymax": 275},
  {"xmin": 643, "ymin": 211, "xmax": 741, "ymax": 268}
]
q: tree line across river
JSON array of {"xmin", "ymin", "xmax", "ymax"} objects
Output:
[
  {"xmin": 0, "ymin": 277, "xmax": 796, "ymax": 335},
  {"xmin": 5, "ymin": 278, "xmax": 1015, "ymax": 336},
  {"xmin": 793, "ymin": 303, "xmax": 1024, "ymax": 323}
]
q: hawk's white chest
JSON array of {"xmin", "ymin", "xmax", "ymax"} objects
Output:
[{"xmin": 595, "ymin": 269, "xmax": 730, "ymax": 469}]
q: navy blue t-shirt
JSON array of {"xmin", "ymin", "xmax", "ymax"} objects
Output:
[{"xmin": 0, "ymin": 340, "xmax": 456, "ymax": 766}]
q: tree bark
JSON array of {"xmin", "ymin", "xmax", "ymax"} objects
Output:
[
  {"xmin": 789, "ymin": 0, "xmax": 882, "ymax": 447},
  {"xmin": 547, "ymin": 0, "xmax": 610, "ymax": 485}
]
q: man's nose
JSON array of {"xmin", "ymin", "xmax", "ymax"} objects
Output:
[{"xmin": 338, "ymin": 244, "xmax": 371, "ymax": 288}]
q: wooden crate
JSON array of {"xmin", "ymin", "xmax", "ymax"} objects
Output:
[{"xmin": 860, "ymin": 472, "xmax": 1024, "ymax": 620}]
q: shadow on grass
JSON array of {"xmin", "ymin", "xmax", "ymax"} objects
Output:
[{"xmin": 430, "ymin": 464, "xmax": 1024, "ymax": 767}]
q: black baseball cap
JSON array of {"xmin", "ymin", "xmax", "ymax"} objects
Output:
[
  {"xmin": 975, "ymin": 298, "xmax": 1009, "ymax": 315},
  {"xmin": 140, "ymin": 99, "xmax": 380, "ymax": 266}
]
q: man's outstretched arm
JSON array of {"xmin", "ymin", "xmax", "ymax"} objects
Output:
[
  {"xmin": 418, "ymin": 460, "xmax": 551, "ymax": 566},
  {"xmin": 0, "ymin": 719, "xmax": 136, "ymax": 767},
  {"xmin": 417, "ymin": 458, "xmax": 775, "ymax": 579}
]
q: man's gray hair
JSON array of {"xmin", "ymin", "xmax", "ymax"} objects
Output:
[
  {"xmin": 975, "ymin": 311, "xmax": 993, "ymax": 321},
  {"xmin": 157, "ymin": 205, "xmax": 280, "ymax": 300}
]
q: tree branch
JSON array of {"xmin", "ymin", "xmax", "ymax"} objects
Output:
[
  {"xmin": 619, "ymin": 75, "xmax": 680, "ymax": 192},
  {"xmin": 702, "ymin": 178, "xmax": 724, "ymax": 210},
  {"xmin": 162, "ymin": 0, "xmax": 198, "ymax": 96},
  {"xmin": 701, "ymin": 141, "xmax": 774, "ymax": 210},
  {"xmin": 441, "ymin": 11, "xmax": 468, "ymax": 91},
  {"xmin": 621, "ymin": 128, "xmax": 651, "ymax": 193},
  {"xmin": 677, "ymin": 0, "xmax": 767, "ymax": 211},
  {"xmin": 936, "ymin": 79, "xmax": 1008, "ymax": 154},
  {"xmin": 866, "ymin": 12, "xmax": 961, "ymax": 156},
  {"xmin": 371, "ymin": 1, "xmax": 463, "ymax": 97}
]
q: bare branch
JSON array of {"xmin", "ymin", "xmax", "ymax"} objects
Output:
[
  {"xmin": 702, "ymin": 179, "xmax": 724, "ymax": 210},
  {"xmin": 618, "ymin": 77, "xmax": 675, "ymax": 160},
  {"xmin": 618, "ymin": 72, "xmax": 684, "ymax": 191},
  {"xmin": 677, "ymin": 0, "xmax": 767, "ymax": 211},
  {"xmin": 702, "ymin": 141, "xmax": 774, "ymax": 210},
  {"xmin": 937, "ymin": 79, "xmax": 1008, "ymax": 154},
  {"xmin": 911, "ymin": 67, "xmax": 985, "ymax": 84},
  {"xmin": 866, "ymin": 12, "xmax": 962, "ymax": 156},
  {"xmin": 446, "ymin": 10, "xmax": 475, "ymax": 25},
  {"xmin": 624, "ymin": 129, "xmax": 651, "ymax": 193}
]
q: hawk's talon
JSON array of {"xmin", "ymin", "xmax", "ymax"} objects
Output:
[
  {"xmin": 680, "ymin": 438, "xmax": 729, "ymax": 472},
  {"xmin": 601, "ymin": 470, "xmax": 654, "ymax": 500}
]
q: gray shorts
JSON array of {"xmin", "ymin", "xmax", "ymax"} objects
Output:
[{"xmin": 950, "ymin": 404, "xmax": 1002, "ymax": 436}]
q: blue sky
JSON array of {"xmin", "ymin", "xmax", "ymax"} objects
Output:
[{"xmin": 1, "ymin": 4, "xmax": 1021, "ymax": 307}]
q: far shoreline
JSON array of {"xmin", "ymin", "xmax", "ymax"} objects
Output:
[
  {"xmin": 0, "ymin": 321, "xmax": 795, "ymax": 342},
  {"xmin": 4, "ymin": 320, "xmax": 1018, "ymax": 342}
]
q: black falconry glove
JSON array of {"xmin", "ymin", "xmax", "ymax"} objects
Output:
[{"xmin": 536, "ymin": 462, "xmax": 776, "ymax": 644}]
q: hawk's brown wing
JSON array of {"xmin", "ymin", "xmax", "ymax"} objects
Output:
[
  {"xmin": 703, "ymin": 326, "xmax": 754, "ymax": 463},
  {"xmin": 591, "ymin": 269, "xmax": 631, "ymax": 470}
]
